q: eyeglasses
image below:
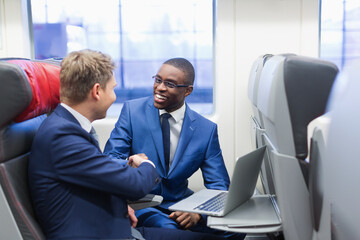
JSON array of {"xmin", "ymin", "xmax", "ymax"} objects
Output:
[{"xmin": 152, "ymin": 76, "xmax": 191, "ymax": 89}]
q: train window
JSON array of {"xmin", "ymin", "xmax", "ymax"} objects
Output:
[
  {"xmin": 30, "ymin": 0, "xmax": 214, "ymax": 116},
  {"xmin": 320, "ymin": 0, "xmax": 360, "ymax": 69}
]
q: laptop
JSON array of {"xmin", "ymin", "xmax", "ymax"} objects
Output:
[{"xmin": 169, "ymin": 146, "xmax": 266, "ymax": 217}]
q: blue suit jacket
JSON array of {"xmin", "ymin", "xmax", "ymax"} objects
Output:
[
  {"xmin": 104, "ymin": 97, "xmax": 230, "ymax": 208},
  {"xmin": 28, "ymin": 105, "xmax": 160, "ymax": 240}
]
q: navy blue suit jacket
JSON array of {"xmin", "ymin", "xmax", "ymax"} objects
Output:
[
  {"xmin": 104, "ymin": 97, "xmax": 230, "ymax": 208},
  {"xmin": 28, "ymin": 105, "xmax": 160, "ymax": 239}
]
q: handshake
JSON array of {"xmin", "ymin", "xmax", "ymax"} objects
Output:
[{"xmin": 127, "ymin": 153, "xmax": 150, "ymax": 168}]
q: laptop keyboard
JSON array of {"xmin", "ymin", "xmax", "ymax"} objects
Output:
[{"xmin": 193, "ymin": 192, "xmax": 228, "ymax": 212}]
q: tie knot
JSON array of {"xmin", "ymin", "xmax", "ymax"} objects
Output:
[
  {"xmin": 161, "ymin": 113, "xmax": 172, "ymax": 120},
  {"xmin": 90, "ymin": 127, "xmax": 97, "ymax": 136}
]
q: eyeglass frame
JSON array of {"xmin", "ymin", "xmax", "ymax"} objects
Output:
[{"xmin": 152, "ymin": 76, "xmax": 191, "ymax": 89}]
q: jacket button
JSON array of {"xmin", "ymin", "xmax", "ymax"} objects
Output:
[
  {"xmin": 155, "ymin": 177, "xmax": 160, "ymax": 184},
  {"xmin": 124, "ymin": 213, "xmax": 129, "ymax": 218}
]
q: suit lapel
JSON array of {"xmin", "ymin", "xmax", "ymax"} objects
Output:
[
  {"xmin": 55, "ymin": 104, "xmax": 80, "ymax": 124},
  {"xmin": 145, "ymin": 98, "xmax": 167, "ymax": 175},
  {"xmin": 55, "ymin": 105, "xmax": 100, "ymax": 150},
  {"xmin": 168, "ymin": 105, "xmax": 196, "ymax": 175}
]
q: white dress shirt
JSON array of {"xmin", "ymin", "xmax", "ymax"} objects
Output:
[{"xmin": 61, "ymin": 103, "xmax": 92, "ymax": 132}]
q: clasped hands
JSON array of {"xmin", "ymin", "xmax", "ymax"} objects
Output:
[
  {"xmin": 127, "ymin": 154, "xmax": 202, "ymax": 229},
  {"xmin": 128, "ymin": 206, "xmax": 201, "ymax": 230},
  {"xmin": 127, "ymin": 153, "xmax": 149, "ymax": 168},
  {"xmin": 128, "ymin": 206, "xmax": 201, "ymax": 229},
  {"xmin": 169, "ymin": 211, "xmax": 202, "ymax": 229}
]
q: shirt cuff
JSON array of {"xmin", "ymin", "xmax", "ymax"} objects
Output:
[{"xmin": 141, "ymin": 160, "xmax": 156, "ymax": 168}]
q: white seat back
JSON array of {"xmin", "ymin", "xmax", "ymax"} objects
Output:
[
  {"xmin": 321, "ymin": 61, "xmax": 360, "ymax": 240},
  {"xmin": 255, "ymin": 54, "xmax": 338, "ymax": 240}
]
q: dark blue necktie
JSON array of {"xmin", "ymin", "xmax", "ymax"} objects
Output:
[
  {"xmin": 161, "ymin": 113, "xmax": 172, "ymax": 173},
  {"xmin": 90, "ymin": 127, "xmax": 100, "ymax": 148}
]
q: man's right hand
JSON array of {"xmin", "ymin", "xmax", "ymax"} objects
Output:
[{"xmin": 128, "ymin": 153, "xmax": 148, "ymax": 168}]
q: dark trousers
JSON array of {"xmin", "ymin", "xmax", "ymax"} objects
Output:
[
  {"xmin": 136, "ymin": 207, "xmax": 246, "ymax": 240},
  {"xmin": 137, "ymin": 226, "xmax": 227, "ymax": 240}
]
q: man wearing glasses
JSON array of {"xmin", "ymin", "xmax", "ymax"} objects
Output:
[{"xmin": 104, "ymin": 58, "xmax": 243, "ymax": 239}]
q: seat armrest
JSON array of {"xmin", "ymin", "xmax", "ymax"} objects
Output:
[{"xmin": 128, "ymin": 194, "xmax": 163, "ymax": 210}]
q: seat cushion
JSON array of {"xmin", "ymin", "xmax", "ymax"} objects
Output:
[{"xmin": 0, "ymin": 154, "xmax": 45, "ymax": 240}]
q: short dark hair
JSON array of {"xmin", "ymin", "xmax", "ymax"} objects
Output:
[
  {"xmin": 163, "ymin": 58, "xmax": 195, "ymax": 85},
  {"xmin": 60, "ymin": 49, "xmax": 115, "ymax": 104}
]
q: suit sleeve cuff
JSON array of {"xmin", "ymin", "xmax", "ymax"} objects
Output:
[{"xmin": 141, "ymin": 160, "xmax": 156, "ymax": 168}]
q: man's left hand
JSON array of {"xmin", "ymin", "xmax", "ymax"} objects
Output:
[
  {"xmin": 169, "ymin": 211, "xmax": 201, "ymax": 229},
  {"xmin": 128, "ymin": 205, "xmax": 138, "ymax": 228}
]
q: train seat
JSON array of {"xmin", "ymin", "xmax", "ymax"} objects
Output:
[
  {"xmin": 248, "ymin": 53, "xmax": 273, "ymax": 142},
  {"xmin": 315, "ymin": 60, "xmax": 360, "ymax": 240},
  {"xmin": 0, "ymin": 59, "xmax": 60, "ymax": 240},
  {"xmin": 256, "ymin": 54, "xmax": 338, "ymax": 240},
  {"xmin": 248, "ymin": 54, "xmax": 275, "ymax": 196}
]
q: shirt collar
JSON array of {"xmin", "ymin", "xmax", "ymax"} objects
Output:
[
  {"xmin": 61, "ymin": 103, "xmax": 93, "ymax": 132},
  {"xmin": 159, "ymin": 103, "xmax": 186, "ymax": 123}
]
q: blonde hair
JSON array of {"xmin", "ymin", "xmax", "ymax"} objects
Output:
[{"xmin": 60, "ymin": 49, "xmax": 115, "ymax": 104}]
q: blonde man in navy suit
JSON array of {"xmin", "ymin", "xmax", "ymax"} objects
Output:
[
  {"xmin": 105, "ymin": 58, "xmax": 244, "ymax": 239},
  {"xmin": 29, "ymin": 50, "xmax": 226, "ymax": 240}
]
